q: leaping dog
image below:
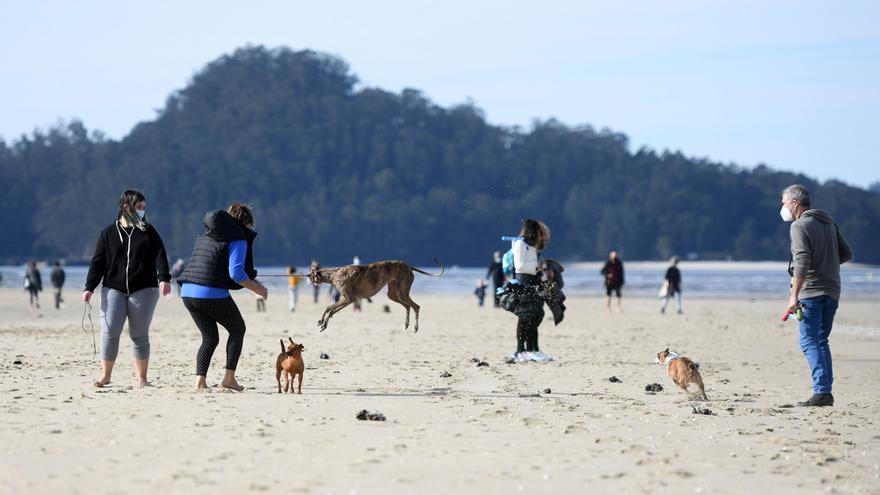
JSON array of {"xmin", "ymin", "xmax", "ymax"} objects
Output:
[{"xmin": 307, "ymin": 258, "xmax": 444, "ymax": 332}]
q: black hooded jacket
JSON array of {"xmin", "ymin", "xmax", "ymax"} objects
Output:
[
  {"xmin": 177, "ymin": 210, "xmax": 258, "ymax": 290},
  {"xmin": 85, "ymin": 222, "xmax": 171, "ymax": 293}
]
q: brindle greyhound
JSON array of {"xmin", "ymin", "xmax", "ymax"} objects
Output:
[{"xmin": 307, "ymin": 258, "xmax": 444, "ymax": 332}]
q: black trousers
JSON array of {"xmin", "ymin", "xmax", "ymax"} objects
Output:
[
  {"xmin": 183, "ymin": 296, "xmax": 247, "ymax": 375},
  {"xmin": 515, "ymin": 273, "xmax": 544, "ymax": 353}
]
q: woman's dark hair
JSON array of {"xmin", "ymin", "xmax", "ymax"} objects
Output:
[
  {"xmin": 227, "ymin": 202, "xmax": 255, "ymax": 228},
  {"xmin": 118, "ymin": 190, "xmax": 146, "ymax": 220},
  {"xmin": 519, "ymin": 218, "xmax": 551, "ymax": 251}
]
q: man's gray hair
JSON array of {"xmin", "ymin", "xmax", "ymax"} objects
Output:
[{"xmin": 782, "ymin": 184, "xmax": 811, "ymax": 207}]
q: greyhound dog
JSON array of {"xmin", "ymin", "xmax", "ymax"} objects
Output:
[{"xmin": 307, "ymin": 258, "xmax": 444, "ymax": 332}]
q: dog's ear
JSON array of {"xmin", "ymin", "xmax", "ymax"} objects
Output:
[
  {"xmin": 289, "ymin": 337, "xmax": 295, "ymax": 345},
  {"xmin": 664, "ymin": 347, "xmax": 669, "ymax": 353},
  {"xmin": 280, "ymin": 339, "xmax": 285, "ymax": 352}
]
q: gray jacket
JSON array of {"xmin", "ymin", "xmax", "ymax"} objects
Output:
[{"xmin": 790, "ymin": 209, "xmax": 854, "ymax": 300}]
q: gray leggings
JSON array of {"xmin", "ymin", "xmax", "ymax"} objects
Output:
[{"xmin": 100, "ymin": 287, "xmax": 160, "ymax": 361}]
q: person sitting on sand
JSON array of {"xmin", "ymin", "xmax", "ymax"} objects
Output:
[
  {"xmin": 177, "ymin": 202, "xmax": 268, "ymax": 391},
  {"xmin": 83, "ymin": 190, "xmax": 171, "ymax": 388}
]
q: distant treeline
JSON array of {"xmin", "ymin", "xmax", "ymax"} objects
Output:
[{"xmin": 2, "ymin": 46, "xmax": 878, "ymax": 266}]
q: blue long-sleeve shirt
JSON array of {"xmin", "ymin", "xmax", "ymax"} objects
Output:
[{"xmin": 181, "ymin": 240, "xmax": 248, "ymax": 298}]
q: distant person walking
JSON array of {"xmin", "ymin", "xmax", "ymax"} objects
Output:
[
  {"xmin": 487, "ymin": 251, "xmax": 505, "ymax": 307},
  {"xmin": 287, "ymin": 266, "xmax": 300, "ymax": 312},
  {"xmin": 601, "ymin": 250, "xmax": 625, "ymax": 313},
  {"xmin": 169, "ymin": 258, "xmax": 186, "ymax": 297},
  {"xmin": 310, "ymin": 259, "xmax": 321, "ymax": 303},
  {"xmin": 781, "ymin": 184, "xmax": 853, "ymax": 407},
  {"xmin": 24, "ymin": 261, "xmax": 42, "ymax": 309},
  {"xmin": 352, "ymin": 255, "xmax": 366, "ymax": 311},
  {"xmin": 474, "ymin": 279, "xmax": 487, "ymax": 307},
  {"xmin": 178, "ymin": 202, "xmax": 268, "ymax": 391},
  {"xmin": 83, "ymin": 190, "xmax": 171, "ymax": 388},
  {"xmin": 660, "ymin": 256, "xmax": 683, "ymax": 314},
  {"xmin": 50, "ymin": 260, "xmax": 65, "ymax": 309},
  {"xmin": 510, "ymin": 219, "xmax": 552, "ymax": 361}
]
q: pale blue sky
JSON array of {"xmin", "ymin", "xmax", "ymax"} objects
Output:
[{"xmin": 2, "ymin": 1, "xmax": 877, "ymax": 187}]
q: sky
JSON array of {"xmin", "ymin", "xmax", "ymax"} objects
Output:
[{"xmin": 2, "ymin": 1, "xmax": 878, "ymax": 188}]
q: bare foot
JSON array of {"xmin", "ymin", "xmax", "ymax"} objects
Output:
[
  {"xmin": 137, "ymin": 379, "xmax": 152, "ymax": 388},
  {"xmin": 94, "ymin": 377, "xmax": 111, "ymax": 388},
  {"xmin": 221, "ymin": 379, "xmax": 245, "ymax": 392},
  {"xmin": 195, "ymin": 377, "xmax": 209, "ymax": 391}
]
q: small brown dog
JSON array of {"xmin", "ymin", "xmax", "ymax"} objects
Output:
[
  {"xmin": 655, "ymin": 347, "xmax": 708, "ymax": 400},
  {"xmin": 276, "ymin": 337, "xmax": 305, "ymax": 394}
]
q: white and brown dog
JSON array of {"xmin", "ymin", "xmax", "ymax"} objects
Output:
[{"xmin": 655, "ymin": 347, "xmax": 708, "ymax": 400}]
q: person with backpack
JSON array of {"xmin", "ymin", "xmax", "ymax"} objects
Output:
[{"xmin": 508, "ymin": 219, "xmax": 552, "ymax": 362}]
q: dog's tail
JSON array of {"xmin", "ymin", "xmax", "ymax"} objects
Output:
[
  {"xmin": 412, "ymin": 257, "xmax": 445, "ymax": 277},
  {"xmin": 280, "ymin": 339, "xmax": 285, "ymax": 353}
]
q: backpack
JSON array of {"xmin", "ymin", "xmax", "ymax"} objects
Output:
[{"xmin": 502, "ymin": 249, "xmax": 515, "ymax": 278}]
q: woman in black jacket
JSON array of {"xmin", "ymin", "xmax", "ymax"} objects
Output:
[{"xmin": 84, "ymin": 190, "xmax": 171, "ymax": 387}]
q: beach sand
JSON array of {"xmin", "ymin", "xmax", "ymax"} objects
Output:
[{"xmin": 1, "ymin": 288, "xmax": 878, "ymax": 494}]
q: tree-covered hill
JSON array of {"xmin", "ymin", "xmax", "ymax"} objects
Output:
[{"xmin": 2, "ymin": 46, "xmax": 878, "ymax": 266}]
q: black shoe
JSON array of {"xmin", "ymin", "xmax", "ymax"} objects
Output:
[{"xmin": 797, "ymin": 393, "xmax": 834, "ymax": 407}]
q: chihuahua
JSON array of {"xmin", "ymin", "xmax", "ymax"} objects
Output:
[{"xmin": 276, "ymin": 337, "xmax": 305, "ymax": 394}]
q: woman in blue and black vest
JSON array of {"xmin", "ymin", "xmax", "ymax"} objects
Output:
[{"xmin": 177, "ymin": 202, "xmax": 268, "ymax": 391}]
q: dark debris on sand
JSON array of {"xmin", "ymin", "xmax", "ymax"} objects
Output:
[
  {"xmin": 543, "ymin": 388, "xmax": 552, "ymax": 394},
  {"xmin": 645, "ymin": 383, "xmax": 664, "ymax": 393},
  {"xmin": 476, "ymin": 361, "xmax": 489, "ymax": 367},
  {"xmin": 319, "ymin": 353, "xmax": 330, "ymax": 360},
  {"xmin": 356, "ymin": 410, "xmax": 386, "ymax": 421},
  {"xmin": 609, "ymin": 376, "xmax": 621, "ymax": 383},
  {"xmin": 439, "ymin": 371, "xmax": 452, "ymax": 378},
  {"xmin": 691, "ymin": 405, "xmax": 715, "ymax": 415}
]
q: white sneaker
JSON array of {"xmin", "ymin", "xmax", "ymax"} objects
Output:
[{"xmin": 529, "ymin": 351, "xmax": 554, "ymax": 362}]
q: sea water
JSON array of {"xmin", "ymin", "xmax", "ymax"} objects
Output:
[{"xmin": 3, "ymin": 263, "xmax": 878, "ymax": 299}]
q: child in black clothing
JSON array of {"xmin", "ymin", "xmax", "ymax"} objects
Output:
[{"xmin": 474, "ymin": 279, "xmax": 487, "ymax": 307}]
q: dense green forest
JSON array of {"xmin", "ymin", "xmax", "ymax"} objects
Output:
[{"xmin": 2, "ymin": 46, "xmax": 878, "ymax": 266}]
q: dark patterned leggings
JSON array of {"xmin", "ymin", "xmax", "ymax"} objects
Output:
[{"xmin": 182, "ymin": 296, "xmax": 246, "ymax": 376}]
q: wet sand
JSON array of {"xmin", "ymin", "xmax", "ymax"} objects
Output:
[{"xmin": 1, "ymin": 288, "xmax": 878, "ymax": 494}]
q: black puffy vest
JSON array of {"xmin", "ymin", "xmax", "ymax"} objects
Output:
[{"xmin": 177, "ymin": 210, "xmax": 258, "ymax": 290}]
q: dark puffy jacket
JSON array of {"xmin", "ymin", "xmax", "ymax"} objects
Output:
[{"xmin": 177, "ymin": 210, "xmax": 258, "ymax": 290}]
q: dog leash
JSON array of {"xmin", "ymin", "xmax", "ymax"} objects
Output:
[{"xmin": 81, "ymin": 301, "xmax": 97, "ymax": 358}]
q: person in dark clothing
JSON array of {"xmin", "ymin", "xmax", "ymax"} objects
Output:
[
  {"xmin": 178, "ymin": 202, "xmax": 268, "ymax": 391},
  {"xmin": 510, "ymin": 219, "xmax": 552, "ymax": 361},
  {"xmin": 84, "ymin": 190, "xmax": 171, "ymax": 388},
  {"xmin": 24, "ymin": 260, "xmax": 42, "ymax": 309},
  {"xmin": 661, "ymin": 256, "xmax": 682, "ymax": 314},
  {"xmin": 474, "ymin": 279, "xmax": 487, "ymax": 307},
  {"xmin": 310, "ymin": 259, "xmax": 321, "ymax": 303},
  {"xmin": 486, "ymin": 251, "xmax": 505, "ymax": 307},
  {"xmin": 50, "ymin": 260, "xmax": 66, "ymax": 309},
  {"xmin": 601, "ymin": 250, "xmax": 625, "ymax": 313}
]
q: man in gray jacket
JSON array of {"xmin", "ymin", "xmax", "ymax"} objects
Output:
[{"xmin": 781, "ymin": 184, "xmax": 853, "ymax": 407}]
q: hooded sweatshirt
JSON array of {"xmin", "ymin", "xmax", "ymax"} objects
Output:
[{"xmin": 790, "ymin": 209, "xmax": 854, "ymax": 300}]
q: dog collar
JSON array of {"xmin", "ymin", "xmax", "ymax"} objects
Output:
[{"xmin": 663, "ymin": 352, "xmax": 680, "ymax": 372}]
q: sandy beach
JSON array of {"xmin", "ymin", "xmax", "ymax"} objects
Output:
[{"xmin": 1, "ymin": 287, "xmax": 878, "ymax": 494}]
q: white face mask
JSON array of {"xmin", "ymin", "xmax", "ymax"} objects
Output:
[{"xmin": 780, "ymin": 203, "xmax": 794, "ymax": 222}]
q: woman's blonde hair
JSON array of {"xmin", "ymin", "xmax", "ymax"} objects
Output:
[
  {"xmin": 227, "ymin": 202, "xmax": 255, "ymax": 228},
  {"xmin": 519, "ymin": 219, "xmax": 550, "ymax": 251}
]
